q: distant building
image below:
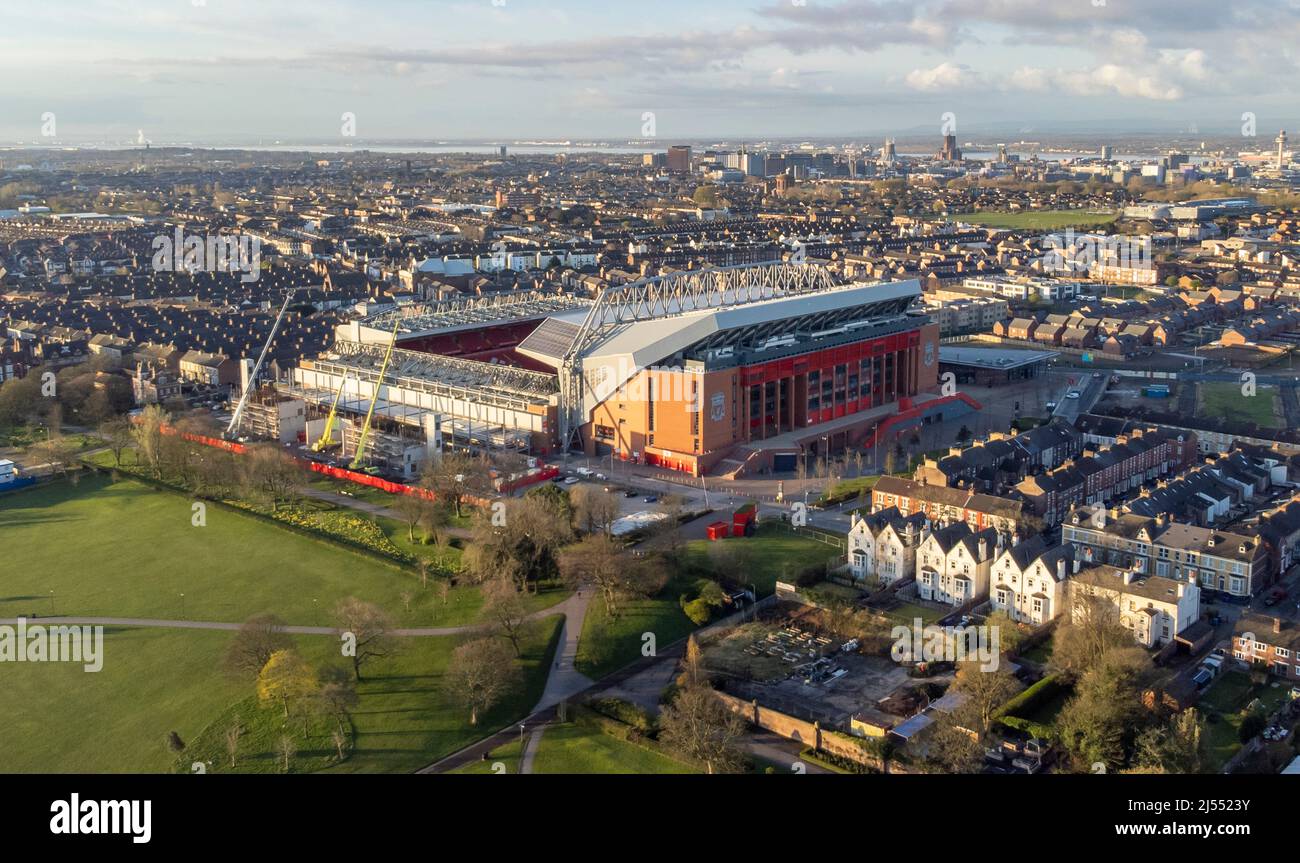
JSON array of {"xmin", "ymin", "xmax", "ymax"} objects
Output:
[{"xmin": 666, "ymin": 145, "xmax": 692, "ymax": 174}]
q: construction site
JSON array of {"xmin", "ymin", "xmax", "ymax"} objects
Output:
[{"xmin": 231, "ymin": 262, "xmax": 959, "ymax": 477}]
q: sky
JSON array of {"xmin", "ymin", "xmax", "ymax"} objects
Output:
[{"xmin": 2, "ymin": 0, "xmax": 1299, "ymax": 144}]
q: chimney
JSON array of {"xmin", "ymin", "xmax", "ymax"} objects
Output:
[
  {"xmin": 1057, "ymin": 557, "xmax": 1066, "ymax": 581},
  {"xmin": 1073, "ymin": 559, "xmax": 1081, "ymax": 574},
  {"xmin": 1276, "ymin": 617, "xmax": 1284, "ymax": 635},
  {"xmin": 978, "ymin": 537, "xmax": 988, "ymax": 560},
  {"xmin": 1123, "ymin": 570, "xmax": 1136, "ymax": 585}
]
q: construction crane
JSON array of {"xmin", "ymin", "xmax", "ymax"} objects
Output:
[
  {"xmin": 348, "ymin": 316, "xmax": 402, "ymax": 470},
  {"xmin": 226, "ymin": 288, "xmax": 300, "ymax": 439},
  {"xmin": 311, "ymin": 371, "xmax": 350, "ymax": 452}
]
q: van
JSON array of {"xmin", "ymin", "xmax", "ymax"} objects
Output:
[{"xmin": 576, "ymin": 467, "xmax": 594, "ymax": 478}]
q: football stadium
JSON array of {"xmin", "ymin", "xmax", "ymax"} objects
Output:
[{"xmin": 285, "ymin": 262, "xmax": 966, "ymax": 477}]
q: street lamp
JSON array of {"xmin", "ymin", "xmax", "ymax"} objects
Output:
[{"xmin": 179, "ymin": 592, "xmax": 185, "ymax": 618}]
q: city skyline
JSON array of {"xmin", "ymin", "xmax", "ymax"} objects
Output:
[{"xmin": 4, "ymin": 0, "xmax": 1300, "ymax": 143}]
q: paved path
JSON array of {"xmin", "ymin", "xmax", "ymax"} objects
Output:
[
  {"xmin": 520, "ymin": 726, "xmax": 546, "ymax": 775},
  {"xmin": 532, "ymin": 589, "xmax": 597, "ymax": 711},
  {"xmin": 743, "ymin": 731, "xmax": 833, "ymax": 775}
]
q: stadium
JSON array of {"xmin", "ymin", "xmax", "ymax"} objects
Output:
[{"xmin": 285, "ymin": 262, "xmax": 965, "ymax": 478}]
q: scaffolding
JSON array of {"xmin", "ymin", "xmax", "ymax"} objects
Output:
[{"xmin": 365, "ymin": 291, "xmax": 592, "ymax": 336}]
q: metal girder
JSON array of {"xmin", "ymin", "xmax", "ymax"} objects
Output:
[{"xmin": 557, "ymin": 261, "xmax": 837, "ymax": 452}]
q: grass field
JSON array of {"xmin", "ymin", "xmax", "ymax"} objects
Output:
[
  {"xmin": 1198, "ymin": 382, "xmax": 1280, "ymax": 429},
  {"xmin": 528, "ymin": 721, "xmax": 695, "ymax": 774},
  {"xmin": 448, "ymin": 720, "xmax": 696, "ymax": 774},
  {"xmin": 0, "ymin": 616, "xmax": 562, "ymax": 774},
  {"xmin": 960, "ymin": 210, "xmax": 1119, "ymax": 230},
  {"xmin": 575, "ymin": 574, "xmax": 698, "ymax": 680},
  {"xmin": 0, "ymin": 475, "xmax": 549, "ymax": 626},
  {"xmin": 681, "ymin": 523, "xmax": 842, "ymax": 596}
]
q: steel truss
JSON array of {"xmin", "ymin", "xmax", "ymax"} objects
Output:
[{"xmin": 557, "ymin": 261, "xmax": 838, "ymax": 451}]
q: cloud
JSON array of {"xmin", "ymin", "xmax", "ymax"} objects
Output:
[{"xmin": 905, "ymin": 62, "xmax": 980, "ymax": 92}]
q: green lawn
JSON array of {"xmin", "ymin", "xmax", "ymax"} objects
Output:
[
  {"xmin": 449, "ymin": 737, "xmax": 525, "ymax": 774},
  {"xmin": 528, "ymin": 721, "xmax": 696, "ymax": 774},
  {"xmin": 0, "ymin": 616, "xmax": 563, "ymax": 774},
  {"xmin": 576, "ymin": 575, "xmax": 699, "ymax": 680},
  {"xmin": 887, "ymin": 602, "xmax": 945, "ymax": 626},
  {"xmin": 1199, "ymin": 382, "xmax": 1280, "ymax": 429},
  {"xmin": 681, "ymin": 523, "xmax": 841, "ymax": 596},
  {"xmin": 1199, "ymin": 671, "xmax": 1294, "ymax": 773},
  {"xmin": 818, "ymin": 475, "xmax": 879, "ymax": 506},
  {"xmin": 0, "ymin": 475, "xmax": 532, "ymax": 626},
  {"xmin": 960, "ymin": 210, "xmax": 1119, "ymax": 230}
]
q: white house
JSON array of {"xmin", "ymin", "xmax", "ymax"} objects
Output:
[
  {"xmin": 846, "ymin": 508, "xmax": 929, "ymax": 586},
  {"xmin": 915, "ymin": 522, "xmax": 1000, "ymax": 606},
  {"xmin": 990, "ymin": 538, "xmax": 1079, "ymax": 626},
  {"xmin": 1070, "ymin": 564, "xmax": 1201, "ymax": 648}
]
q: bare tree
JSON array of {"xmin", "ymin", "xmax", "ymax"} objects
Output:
[
  {"xmin": 392, "ymin": 493, "xmax": 431, "ymax": 543},
  {"xmin": 334, "ymin": 597, "xmax": 397, "ymax": 680},
  {"xmin": 99, "ymin": 416, "xmax": 134, "ymax": 467},
  {"xmin": 951, "ymin": 661, "xmax": 1021, "ymax": 738},
  {"xmin": 658, "ymin": 685, "xmax": 747, "ymax": 774},
  {"xmin": 132, "ymin": 404, "xmax": 168, "ymax": 476},
  {"xmin": 240, "ymin": 444, "xmax": 302, "ymax": 511},
  {"xmin": 222, "ymin": 614, "xmax": 292, "ymax": 680},
  {"xmin": 420, "ymin": 453, "xmax": 493, "ymax": 519},
  {"xmin": 276, "ymin": 735, "xmax": 297, "ymax": 774},
  {"xmin": 558, "ymin": 533, "xmax": 642, "ymax": 618},
  {"xmin": 482, "ymin": 576, "xmax": 528, "ymax": 656},
  {"xmin": 447, "ymin": 637, "xmax": 522, "ymax": 725},
  {"xmin": 570, "ymin": 484, "xmax": 621, "ymax": 535},
  {"xmin": 224, "ymin": 725, "xmax": 242, "ymax": 769}
]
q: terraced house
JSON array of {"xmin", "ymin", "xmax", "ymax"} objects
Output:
[
  {"xmin": 845, "ymin": 507, "xmax": 929, "ymax": 586},
  {"xmin": 914, "ymin": 521, "xmax": 1000, "ymax": 606},
  {"xmin": 1062, "ymin": 509, "xmax": 1270, "ymax": 599},
  {"xmin": 988, "ymin": 536, "xmax": 1079, "ymax": 625}
]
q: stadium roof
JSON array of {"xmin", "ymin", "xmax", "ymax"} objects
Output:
[{"xmin": 365, "ymin": 292, "xmax": 593, "ymax": 339}]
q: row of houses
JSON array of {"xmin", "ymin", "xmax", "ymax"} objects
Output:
[
  {"xmin": 1013, "ymin": 426, "xmax": 1199, "ymax": 525},
  {"xmin": 846, "ymin": 510, "xmax": 1201, "ymax": 648}
]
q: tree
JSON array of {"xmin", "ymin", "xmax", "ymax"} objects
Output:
[
  {"xmin": 224, "ymin": 725, "xmax": 242, "ymax": 769},
  {"xmin": 334, "ymin": 597, "xmax": 396, "ymax": 681},
  {"xmin": 464, "ymin": 495, "xmax": 572, "ymax": 592},
  {"xmin": 1134, "ymin": 708, "xmax": 1203, "ymax": 774},
  {"xmin": 447, "ymin": 637, "xmax": 521, "ymax": 725},
  {"xmin": 330, "ymin": 727, "xmax": 348, "ymax": 762},
  {"xmin": 166, "ymin": 731, "xmax": 186, "ymax": 754},
  {"xmin": 276, "ymin": 735, "xmax": 297, "ymax": 774},
  {"xmin": 1056, "ymin": 646, "xmax": 1152, "ymax": 771},
  {"xmin": 569, "ymin": 484, "xmax": 620, "ymax": 535},
  {"xmin": 1050, "ymin": 592, "xmax": 1133, "ymax": 680},
  {"xmin": 951, "ymin": 661, "xmax": 1021, "ymax": 738},
  {"xmin": 482, "ymin": 576, "xmax": 528, "ymax": 656},
  {"xmin": 923, "ymin": 713, "xmax": 984, "ymax": 774},
  {"xmin": 316, "ymin": 665, "xmax": 359, "ymax": 734},
  {"xmin": 240, "ymin": 443, "xmax": 301, "ymax": 511},
  {"xmin": 421, "ymin": 452, "xmax": 492, "ymax": 519},
  {"xmin": 257, "ymin": 649, "xmax": 317, "ymax": 719},
  {"xmin": 392, "ymin": 492, "xmax": 431, "ymax": 543},
  {"xmin": 99, "ymin": 416, "xmax": 134, "ymax": 467},
  {"xmin": 558, "ymin": 532, "xmax": 652, "ymax": 618},
  {"xmin": 132, "ymin": 404, "xmax": 168, "ymax": 475},
  {"xmin": 223, "ymin": 613, "xmax": 293, "ymax": 680},
  {"xmin": 658, "ymin": 685, "xmax": 747, "ymax": 774}
]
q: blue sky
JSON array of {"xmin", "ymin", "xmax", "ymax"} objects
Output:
[{"xmin": 2, "ymin": 0, "xmax": 1299, "ymax": 143}]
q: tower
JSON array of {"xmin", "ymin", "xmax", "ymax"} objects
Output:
[{"xmin": 1277, "ymin": 131, "xmax": 1288, "ymax": 172}]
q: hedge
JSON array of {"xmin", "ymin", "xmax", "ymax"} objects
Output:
[{"xmin": 995, "ymin": 673, "xmax": 1067, "ymax": 722}]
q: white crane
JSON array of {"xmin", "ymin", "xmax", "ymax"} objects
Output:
[{"xmin": 226, "ymin": 288, "xmax": 299, "ymax": 438}]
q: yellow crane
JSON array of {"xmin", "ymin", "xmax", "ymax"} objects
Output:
[
  {"xmin": 349, "ymin": 316, "xmax": 402, "ymax": 470},
  {"xmin": 311, "ymin": 371, "xmax": 350, "ymax": 452}
]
